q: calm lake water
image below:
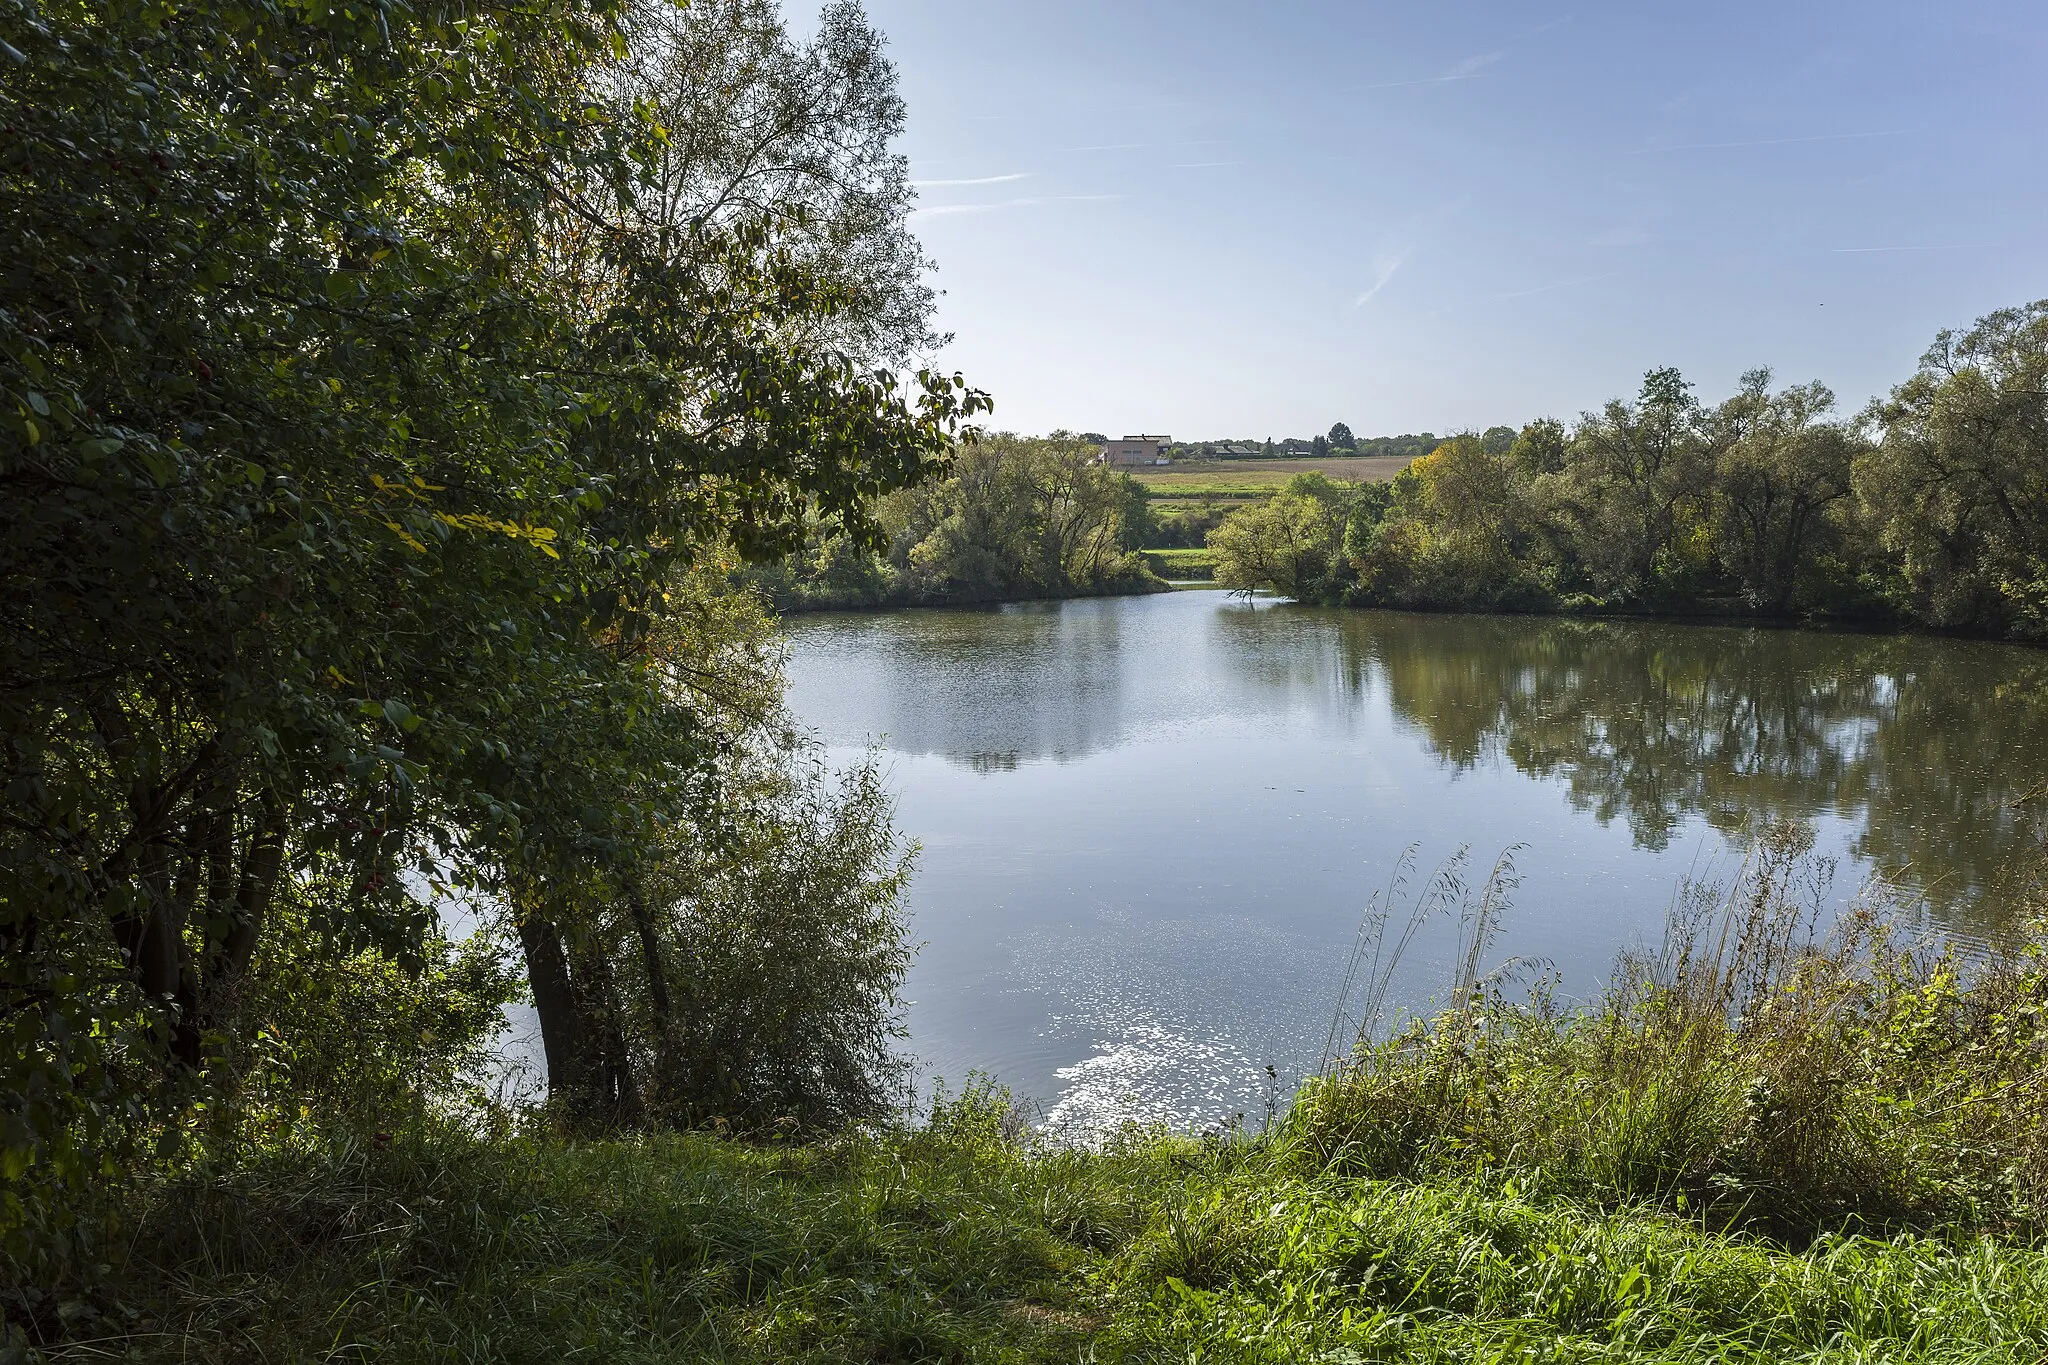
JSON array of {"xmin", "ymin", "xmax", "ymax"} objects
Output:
[{"xmin": 782, "ymin": 590, "xmax": 2048, "ymax": 1134}]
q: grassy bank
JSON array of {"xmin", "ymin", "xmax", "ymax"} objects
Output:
[
  {"xmin": 44, "ymin": 872, "xmax": 2048, "ymax": 1363},
  {"xmin": 64, "ymin": 1114, "xmax": 2048, "ymax": 1364}
]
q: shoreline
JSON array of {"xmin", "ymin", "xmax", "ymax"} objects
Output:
[{"xmin": 778, "ymin": 579, "xmax": 2048, "ymax": 646}]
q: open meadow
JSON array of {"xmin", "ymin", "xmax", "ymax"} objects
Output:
[{"xmin": 1132, "ymin": 454, "xmax": 1412, "ymax": 497}]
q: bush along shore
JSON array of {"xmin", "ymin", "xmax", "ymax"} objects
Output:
[
  {"xmin": 745, "ymin": 432, "xmax": 1169, "ymax": 612},
  {"xmin": 1210, "ymin": 301, "xmax": 2048, "ymax": 639},
  {"xmin": 27, "ymin": 842, "xmax": 2048, "ymax": 1362}
]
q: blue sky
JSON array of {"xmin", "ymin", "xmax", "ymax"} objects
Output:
[{"xmin": 850, "ymin": 0, "xmax": 2046, "ymax": 439}]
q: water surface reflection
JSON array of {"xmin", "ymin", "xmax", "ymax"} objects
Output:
[{"xmin": 783, "ymin": 595, "xmax": 2047, "ymax": 1130}]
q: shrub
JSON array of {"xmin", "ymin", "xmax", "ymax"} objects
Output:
[
  {"xmin": 640, "ymin": 747, "xmax": 918, "ymax": 1132},
  {"xmin": 1292, "ymin": 827, "xmax": 2048, "ymax": 1240}
]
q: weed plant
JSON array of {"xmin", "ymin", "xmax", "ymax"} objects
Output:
[{"xmin": 1296, "ymin": 825, "xmax": 2048, "ymax": 1240}]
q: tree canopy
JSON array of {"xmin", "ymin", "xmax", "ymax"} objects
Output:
[
  {"xmin": 1211, "ymin": 300, "xmax": 2048, "ymax": 637},
  {"xmin": 0, "ymin": 0, "xmax": 982, "ymax": 1249}
]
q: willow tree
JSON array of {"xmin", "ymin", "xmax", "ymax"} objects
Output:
[
  {"xmin": 1708, "ymin": 371, "xmax": 1861, "ymax": 614},
  {"xmin": 1857, "ymin": 301, "xmax": 2048, "ymax": 635},
  {"xmin": 0, "ymin": 0, "xmax": 982, "ymax": 1247}
]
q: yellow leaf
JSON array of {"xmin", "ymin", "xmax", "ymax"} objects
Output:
[{"xmin": 383, "ymin": 520, "xmax": 427, "ymax": 553}]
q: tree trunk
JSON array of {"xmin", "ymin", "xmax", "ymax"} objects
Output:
[
  {"xmin": 625, "ymin": 873, "xmax": 674, "ymax": 1033},
  {"xmin": 517, "ymin": 910, "xmax": 600, "ymax": 1115},
  {"xmin": 515, "ymin": 900, "xmax": 643, "ymax": 1130},
  {"xmin": 199, "ymin": 786, "xmax": 288, "ymax": 1032}
]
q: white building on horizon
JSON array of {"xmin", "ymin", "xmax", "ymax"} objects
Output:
[{"xmin": 1101, "ymin": 434, "xmax": 1172, "ymax": 466}]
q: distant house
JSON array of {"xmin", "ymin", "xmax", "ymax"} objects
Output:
[{"xmin": 1101, "ymin": 434, "xmax": 1172, "ymax": 466}]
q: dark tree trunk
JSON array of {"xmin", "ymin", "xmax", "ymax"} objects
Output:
[
  {"xmin": 199, "ymin": 786, "xmax": 288, "ymax": 1031},
  {"xmin": 624, "ymin": 872, "xmax": 679, "ymax": 1112},
  {"xmin": 516, "ymin": 901, "xmax": 644, "ymax": 1129},
  {"xmin": 517, "ymin": 910, "xmax": 598, "ymax": 1114},
  {"xmin": 625, "ymin": 873, "xmax": 673, "ymax": 1033}
]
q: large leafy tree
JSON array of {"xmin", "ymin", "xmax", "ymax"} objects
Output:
[
  {"xmin": 0, "ymin": 0, "xmax": 981, "ymax": 1226},
  {"xmin": 1708, "ymin": 370, "xmax": 1861, "ymax": 614},
  {"xmin": 1211, "ymin": 474, "xmax": 1353, "ymax": 601},
  {"xmin": 1858, "ymin": 301, "xmax": 2048, "ymax": 634},
  {"xmin": 1561, "ymin": 368, "xmax": 1719, "ymax": 599},
  {"xmin": 610, "ymin": 0, "xmax": 940, "ymax": 366},
  {"xmin": 890, "ymin": 434, "xmax": 1147, "ymax": 600}
]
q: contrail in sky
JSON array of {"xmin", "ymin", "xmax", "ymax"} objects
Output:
[
  {"xmin": 1637, "ymin": 130, "xmax": 1907, "ymax": 153},
  {"xmin": 1353, "ymin": 254, "xmax": 1406, "ymax": 308},
  {"xmin": 1348, "ymin": 51, "xmax": 1502, "ymax": 91},
  {"xmin": 913, "ymin": 194, "xmax": 1122, "ymax": 218},
  {"xmin": 912, "ymin": 173, "xmax": 1032, "ymax": 187}
]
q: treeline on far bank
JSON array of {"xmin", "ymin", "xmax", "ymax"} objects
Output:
[
  {"xmin": 745, "ymin": 432, "xmax": 1167, "ymax": 609},
  {"xmin": 1214, "ymin": 300, "xmax": 2048, "ymax": 638}
]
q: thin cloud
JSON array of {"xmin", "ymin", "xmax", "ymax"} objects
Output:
[
  {"xmin": 911, "ymin": 172, "xmax": 1033, "ymax": 187},
  {"xmin": 1635, "ymin": 130, "xmax": 1906, "ymax": 153},
  {"xmin": 1443, "ymin": 51, "xmax": 1504, "ymax": 80},
  {"xmin": 1352, "ymin": 253, "xmax": 1407, "ymax": 308},
  {"xmin": 1348, "ymin": 51, "xmax": 1503, "ymax": 92},
  {"xmin": 1054, "ymin": 138, "xmax": 1234, "ymax": 153},
  {"xmin": 1833, "ymin": 244, "xmax": 1982, "ymax": 253},
  {"xmin": 912, "ymin": 194, "xmax": 1122, "ymax": 218},
  {"xmin": 1495, "ymin": 270, "xmax": 1624, "ymax": 300}
]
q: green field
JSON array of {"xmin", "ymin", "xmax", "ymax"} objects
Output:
[
  {"xmin": 101, "ymin": 1089, "xmax": 2048, "ymax": 1363},
  {"xmin": 1134, "ymin": 454, "xmax": 1412, "ymax": 496},
  {"xmin": 1142, "ymin": 547, "xmax": 1217, "ymax": 579}
]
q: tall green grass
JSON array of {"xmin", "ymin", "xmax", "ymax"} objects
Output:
[
  {"xmin": 1296, "ymin": 830, "xmax": 2048, "ymax": 1241},
  {"xmin": 47, "ymin": 1114, "xmax": 2048, "ymax": 1362},
  {"xmin": 24, "ymin": 836, "xmax": 2048, "ymax": 1362}
]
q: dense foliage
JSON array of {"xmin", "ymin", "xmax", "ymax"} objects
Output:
[
  {"xmin": 0, "ymin": 0, "xmax": 980, "ymax": 1292},
  {"xmin": 748, "ymin": 432, "xmax": 1163, "ymax": 609},
  {"xmin": 1213, "ymin": 302, "xmax": 2048, "ymax": 637}
]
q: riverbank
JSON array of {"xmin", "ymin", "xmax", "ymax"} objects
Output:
[
  {"xmin": 761, "ymin": 570, "xmax": 1170, "ymax": 615},
  {"xmin": 48, "ymin": 895, "xmax": 2048, "ymax": 1361},
  {"xmin": 76, "ymin": 1121, "xmax": 2048, "ymax": 1363}
]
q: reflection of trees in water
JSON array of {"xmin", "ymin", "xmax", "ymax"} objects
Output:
[
  {"xmin": 793, "ymin": 597, "xmax": 2046, "ymax": 928},
  {"xmin": 793, "ymin": 602, "xmax": 1137, "ymax": 768},
  {"xmin": 1205, "ymin": 602, "xmax": 1375, "ymax": 710},
  {"xmin": 1331, "ymin": 611, "xmax": 2048, "ymax": 927}
]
